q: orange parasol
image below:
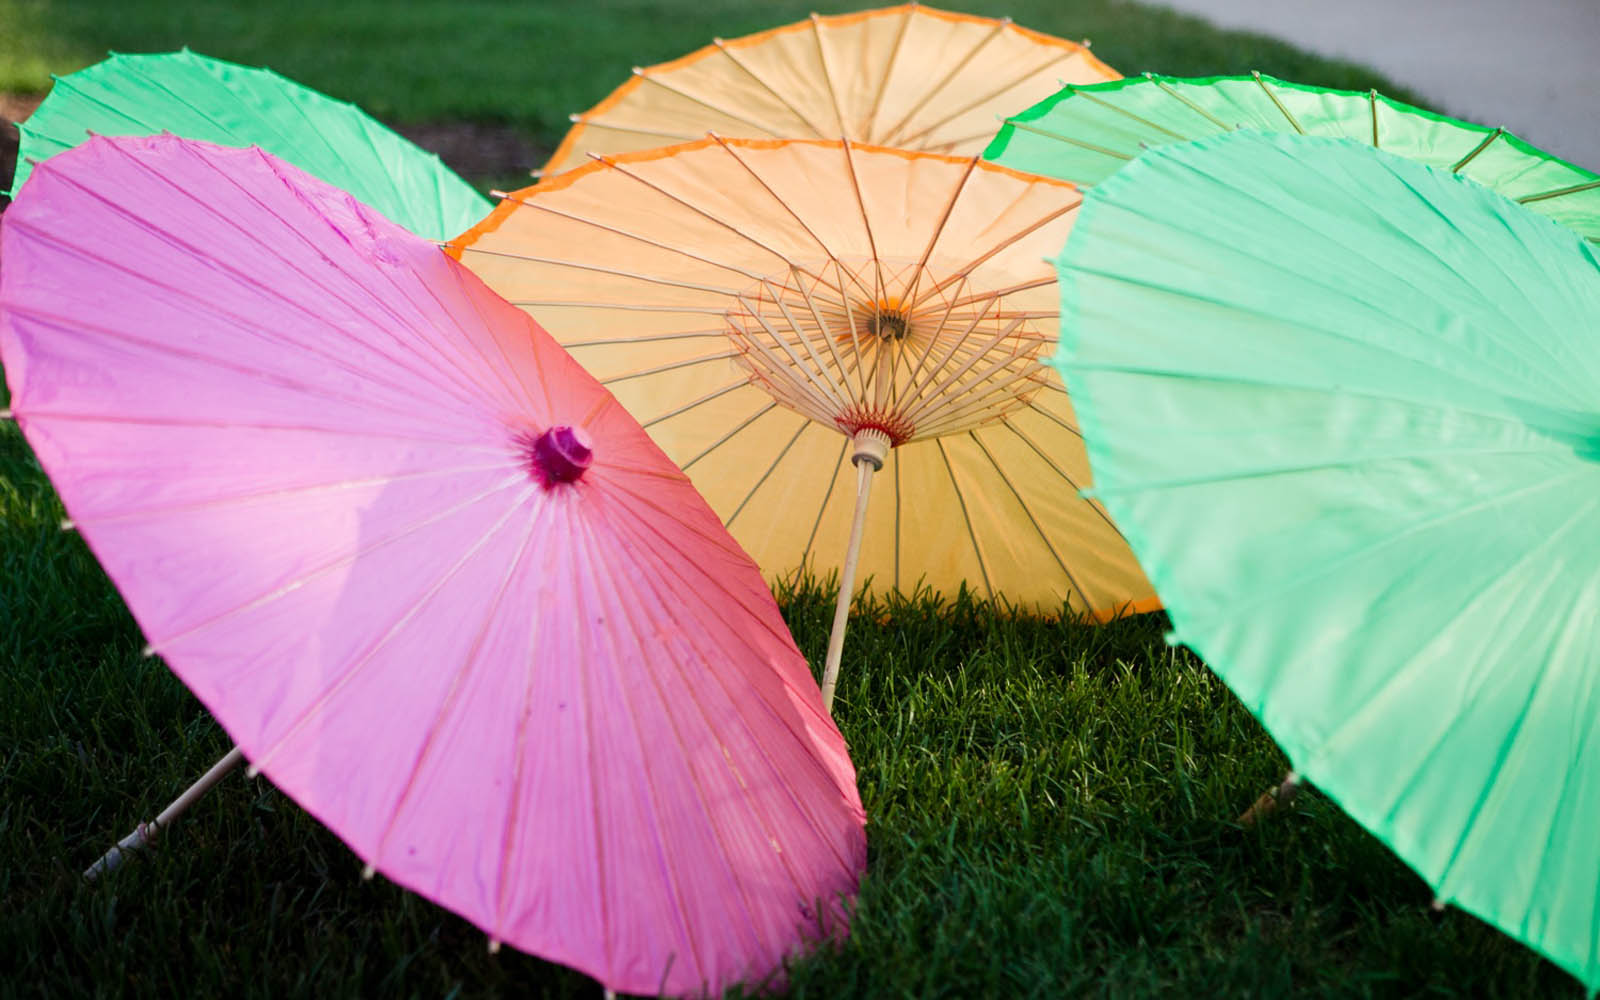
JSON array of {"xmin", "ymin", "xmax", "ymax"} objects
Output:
[
  {"xmin": 541, "ymin": 4, "xmax": 1119, "ymax": 176},
  {"xmin": 451, "ymin": 138, "xmax": 1157, "ymax": 711}
]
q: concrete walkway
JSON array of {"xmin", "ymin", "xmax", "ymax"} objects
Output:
[{"xmin": 1154, "ymin": 0, "xmax": 1600, "ymax": 171}]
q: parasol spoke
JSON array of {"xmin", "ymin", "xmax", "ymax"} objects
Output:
[
  {"xmin": 641, "ymin": 380, "xmax": 753, "ymax": 429},
  {"xmin": 1251, "ymin": 71, "xmax": 1306, "ymax": 134},
  {"xmin": 837, "ymin": 139, "xmax": 884, "ymax": 300},
  {"xmin": 680, "ymin": 401, "xmax": 781, "ymax": 471},
  {"xmin": 511, "ymin": 302, "xmax": 730, "ymax": 318},
  {"xmin": 563, "ymin": 118, "xmax": 697, "ymax": 143},
  {"xmin": 599, "ymin": 350, "xmax": 742, "ymax": 387},
  {"xmin": 899, "ymin": 316, "xmax": 1029, "ymax": 427},
  {"xmin": 880, "ymin": 16, "xmax": 1011, "ymax": 146},
  {"xmin": 1518, "ymin": 178, "xmax": 1600, "ymax": 205},
  {"xmin": 589, "ymin": 150, "xmax": 813, "ymax": 274},
  {"xmin": 725, "ymin": 417, "xmax": 814, "ymax": 528},
  {"xmin": 247, "ymin": 483, "xmax": 541, "ymax": 775},
  {"xmin": 629, "ymin": 69, "xmax": 785, "ymax": 137},
  {"xmin": 808, "ymin": 14, "xmax": 850, "ymax": 138},
  {"xmin": 751, "ymin": 280, "xmax": 854, "ymax": 411},
  {"xmin": 703, "ymin": 135, "xmax": 873, "ymax": 300},
  {"xmin": 143, "ymin": 473, "xmax": 530, "ymax": 656},
  {"xmin": 894, "ymin": 48, "xmax": 1079, "ymax": 147},
  {"xmin": 934, "ymin": 275, "xmax": 1059, "ymax": 310},
  {"xmin": 904, "ymin": 154, "xmax": 983, "ymax": 308},
  {"xmin": 372, "ymin": 499, "xmax": 547, "ymax": 859},
  {"xmin": 1452, "ymin": 127, "xmax": 1505, "ymax": 172},
  {"xmin": 567, "ymin": 510, "xmax": 726, "ymax": 977},
  {"xmin": 785, "ymin": 264, "xmax": 864, "ymax": 404},
  {"xmin": 913, "ymin": 372, "xmax": 1048, "ymax": 438},
  {"xmin": 1148, "ymin": 74, "xmax": 1233, "ymax": 129},
  {"xmin": 38, "ymin": 73, "xmax": 147, "ymax": 127},
  {"xmin": 915, "ymin": 198, "xmax": 1082, "ymax": 308},
  {"xmin": 64, "ymin": 460, "xmax": 516, "ymax": 529},
  {"xmin": 1073, "ymin": 88, "xmax": 1194, "ymax": 141},
  {"xmin": 900, "ymin": 281, "xmax": 995, "ymax": 400},
  {"xmin": 494, "ymin": 192, "xmax": 775, "ymax": 284},
  {"xmin": 997, "ymin": 118, "xmax": 1134, "ymax": 161},
  {"xmin": 564, "ymin": 330, "xmax": 730, "ymax": 349},
  {"xmin": 1000, "ymin": 416, "xmax": 1124, "ymax": 537},
  {"xmin": 827, "ymin": 258, "xmax": 875, "ymax": 403},
  {"xmin": 967, "ymin": 430, "xmax": 1094, "ymax": 614},
  {"xmin": 595, "ymin": 518, "xmax": 859, "ymax": 886},
  {"xmin": 160, "ymin": 140, "xmax": 506, "ymax": 404},
  {"xmin": 456, "ymin": 244, "xmax": 745, "ymax": 298},
  {"xmin": 3, "ymin": 209, "xmax": 491, "ymax": 416},
  {"xmin": 863, "ymin": 4, "xmax": 916, "ymax": 143},
  {"xmin": 933, "ymin": 438, "xmax": 994, "ymax": 599},
  {"xmin": 489, "ymin": 498, "xmax": 582, "ymax": 944},
  {"xmin": 428, "ymin": 249, "xmax": 554, "ymax": 416},
  {"xmin": 18, "ymin": 408, "xmax": 510, "ymax": 450},
  {"xmin": 2, "ymin": 298, "xmax": 488, "ymax": 431},
  {"xmin": 800, "ymin": 436, "xmax": 852, "ymax": 571},
  {"xmin": 710, "ymin": 38, "xmax": 832, "ymax": 136}
]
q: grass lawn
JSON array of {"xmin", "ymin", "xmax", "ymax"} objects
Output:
[{"xmin": 0, "ymin": 1, "xmax": 1583, "ymax": 997}]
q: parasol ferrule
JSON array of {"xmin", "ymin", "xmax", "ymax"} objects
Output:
[
  {"xmin": 849, "ymin": 428, "xmax": 891, "ymax": 470},
  {"xmin": 530, "ymin": 425, "xmax": 595, "ymax": 486}
]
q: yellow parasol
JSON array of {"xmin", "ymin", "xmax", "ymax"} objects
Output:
[
  {"xmin": 541, "ymin": 4, "xmax": 1120, "ymax": 176},
  {"xmin": 451, "ymin": 138, "xmax": 1157, "ymax": 711}
]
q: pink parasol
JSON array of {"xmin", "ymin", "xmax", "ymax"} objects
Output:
[{"xmin": 0, "ymin": 134, "xmax": 866, "ymax": 996}]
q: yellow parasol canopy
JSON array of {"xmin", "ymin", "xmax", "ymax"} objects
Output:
[
  {"xmin": 541, "ymin": 4, "xmax": 1120, "ymax": 176},
  {"xmin": 452, "ymin": 138, "xmax": 1157, "ymax": 709}
]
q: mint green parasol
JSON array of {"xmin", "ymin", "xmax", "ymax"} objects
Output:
[
  {"xmin": 11, "ymin": 50, "xmax": 490, "ymax": 241},
  {"xmin": 1054, "ymin": 129, "xmax": 1600, "ymax": 993},
  {"xmin": 985, "ymin": 72, "xmax": 1600, "ymax": 241}
]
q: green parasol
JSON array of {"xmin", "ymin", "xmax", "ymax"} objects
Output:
[
  {"xmin": 1054, "ymin": 129, "xmax": 1600, "ymax": 993},
  {"xmin": 985, "ymin": 71, "xmax": 1600, "ymax": 242},
  {"xmin": 11, "ymin": 49, "xmax": 490, "ymax": 242}
]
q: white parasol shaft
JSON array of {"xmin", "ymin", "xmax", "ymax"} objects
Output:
[
  {"xmin": 83, "ymin": 745, "xmax": 245, "ymax": 880},
  {"xmin": 819, "ymin": 430, "xmax": 891, "ymax": 714}
]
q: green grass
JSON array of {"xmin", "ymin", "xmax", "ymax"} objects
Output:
[{"xmin": 0, "ymin": 1, "xmax": 1583, "ymax": 997}]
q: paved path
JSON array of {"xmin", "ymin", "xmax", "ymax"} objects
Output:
[{"xmin": 1155, "ymin": 0, "xmax": 1600, "ymax": 171}]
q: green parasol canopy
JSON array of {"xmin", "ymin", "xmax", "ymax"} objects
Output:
[
  {"xmin": 1054, "ymin": 129, "xmax": 1600, "ymax": 993},
  {"xmin": 11, "ymin": 49, "xmax": 490, "ymax": 242},
  {"xmin": 986, "ymin": 71, "xmax": 1600, "ymax": 242}
]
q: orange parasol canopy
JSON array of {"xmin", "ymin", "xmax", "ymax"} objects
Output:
[
  {"xmin": 541, "ymin": 4, "xmax": 1120, "ymax": 176},
  {"xmin": 452, "ymin": 138, "xmax": 1158, "ymax": 709}
]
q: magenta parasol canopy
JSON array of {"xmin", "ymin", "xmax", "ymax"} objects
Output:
[{"xmin": 0, "ymin": 134, "xmax": 866, "ymax": 996}]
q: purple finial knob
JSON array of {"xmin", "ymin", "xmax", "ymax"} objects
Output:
[{"xmin": 531, "ymin": 425, "xmax": 594, "ymax": 487}]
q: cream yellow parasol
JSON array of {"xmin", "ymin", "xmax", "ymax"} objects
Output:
[
  {"xmin": 540, "ymin": 4, "xmax": 1119, "ymax": 176},
  {"xmin": 451, "ymin": 137, "xmax": 1157, "ymax": 711}
]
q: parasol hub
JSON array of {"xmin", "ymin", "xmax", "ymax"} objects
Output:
[
  {"xmin": 849, "ymin": 428, "xmax": 891, "ymax": 470},
  {"xmin": 836, "ymin": 407, "xmax": 913, "ymax": 447},
  {"xmin": 528, "ymin": 425, "xmax": 594, "ymax": 487},
  {"xmin": 865, "ymin": 297, "xmax": 910, "ymax": 341}
]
